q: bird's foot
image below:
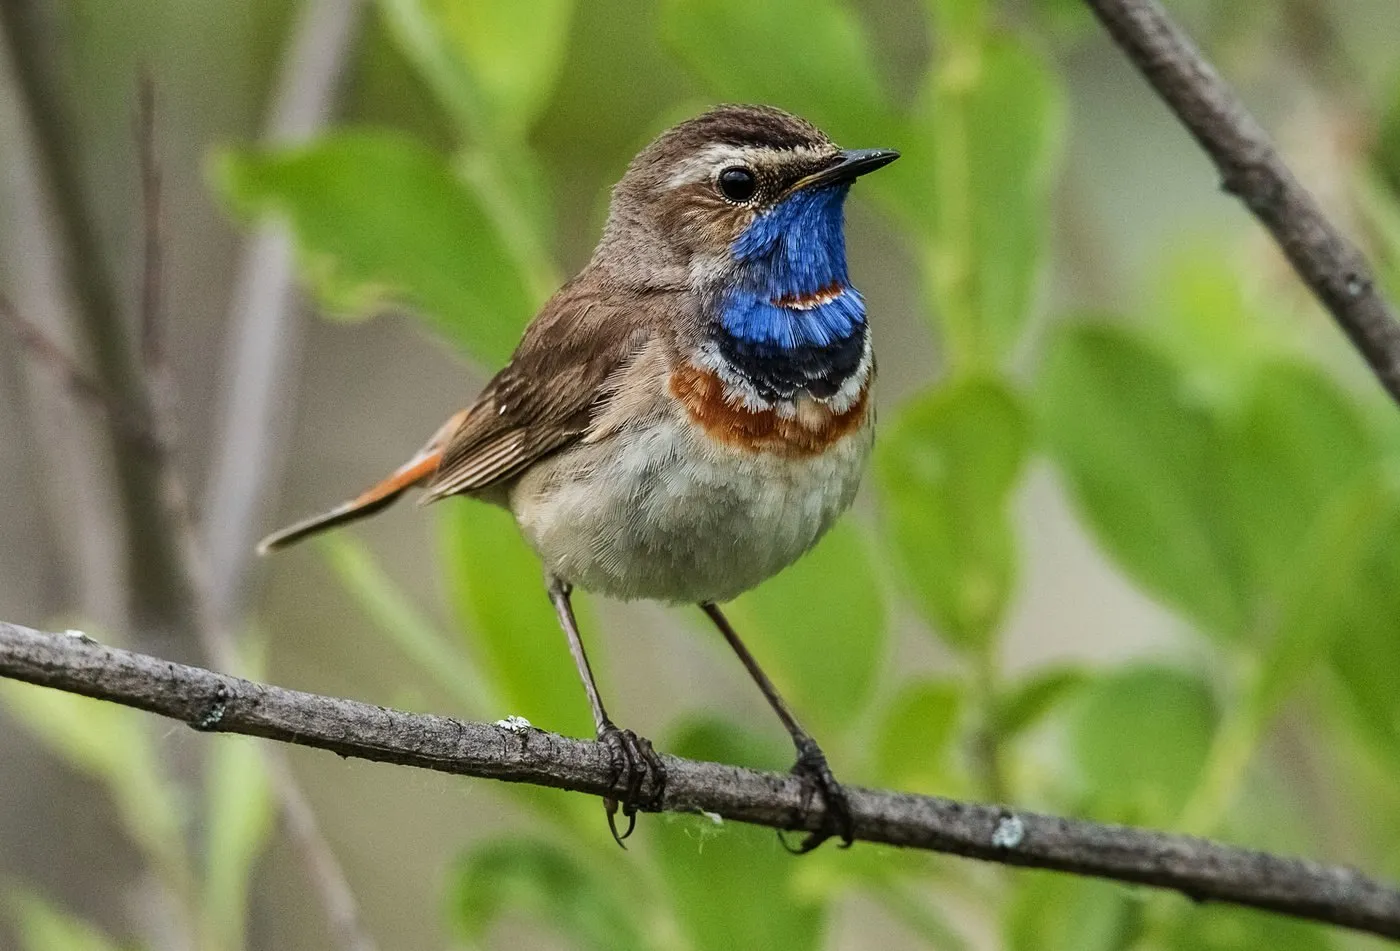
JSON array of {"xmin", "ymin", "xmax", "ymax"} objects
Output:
[
  {"xmin": 598, "ymin": 721, "xmax": 667, "ymax": 847},
  {"xmin": 781, "ymin": 739, "xmax": 854, "ymax": 854}
]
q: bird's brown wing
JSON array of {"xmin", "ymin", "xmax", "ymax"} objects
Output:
[{"xmin": 421, "ymin": 276, "xmax": 660, "ymax": 502}]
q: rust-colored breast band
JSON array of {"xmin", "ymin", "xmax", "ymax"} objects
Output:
[{"xmin": 668, "ymin": 363, "xmax": 869, "ymax": 458}]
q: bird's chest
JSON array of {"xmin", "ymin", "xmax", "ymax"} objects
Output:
[{"xmin": 510, "ymin": 365, "xmax": 873, "ymax": 604}]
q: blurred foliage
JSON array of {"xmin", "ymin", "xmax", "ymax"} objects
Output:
[
  {"xmin": 3, "ymin": 650, "xmax": 274, "ymax": 951},
  {"xmin": 8, "ymin": 890, "xmax": 132, "ymax": 951},
  {"xmin": 12, "ymin": 0, "xmax": 1400, "ymax": 948}
]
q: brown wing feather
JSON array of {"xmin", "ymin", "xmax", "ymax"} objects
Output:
[{"xmin": 421, "ymin": 275, "xmax": 663, "ymax": 503}]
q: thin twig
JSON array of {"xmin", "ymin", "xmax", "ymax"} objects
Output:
[
  {"xmin": 1081, "ymin": 0, "xmax": 1400, "ymax": 404},
  {"xmin": 2, "ymin": 621, "xmax": 1396, "ymax": 942},
  {"xmin": 0, "ymin": 0, "xmax": 192, "ymax": 633},
  {"xmin": 0, "ymin": 291, "xmax": 159, "ymax": 452}
]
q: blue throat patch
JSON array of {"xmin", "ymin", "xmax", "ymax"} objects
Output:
[{"xmin": 716, "ymin": 184, "xmax": 867, "ymax": 402}]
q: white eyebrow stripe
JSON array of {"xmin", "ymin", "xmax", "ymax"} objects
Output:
[{"xmin": 664, "ymin": 144, "xmax": 833, "ymax": 189}]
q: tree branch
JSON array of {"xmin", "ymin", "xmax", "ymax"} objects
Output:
[
  {"xmin": 0, "ymin": 0, "xmax": 194, "ymax": 633},
  {"xmin": 3, "ymin": 621, "xmax": 1397, "ymax": 942},
  {"xmin": 1082, "ymin": 0, "xmax": 1400, "ymax": 404}
]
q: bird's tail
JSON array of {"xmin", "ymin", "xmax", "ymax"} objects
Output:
[{"xmin": 257, "ymin": 449, "xmax": 443, "ymax": 555}]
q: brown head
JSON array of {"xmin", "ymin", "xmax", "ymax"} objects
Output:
[{"xmin": 591, "ymin": 104, "xmax": 897, "ymax": 290}]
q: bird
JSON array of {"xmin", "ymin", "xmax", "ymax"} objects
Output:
[{"xmin": 258, "ymin": 104, "xmax": 898, "ymax": 851}]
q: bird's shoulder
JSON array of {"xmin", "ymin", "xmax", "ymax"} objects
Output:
[{"xmin": 423, "ymin": 273, "xmax": 682, "ymax": 500}]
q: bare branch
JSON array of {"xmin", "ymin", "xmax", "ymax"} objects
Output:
[
  {"xmin": 3, "ymin": 620, "xmax": 1397, "ymax": 942},
  {"xmin": 0, "ymin": 0, "xmax": 193, "ymax": 634},
  {"xmin": 0, "ymin": 291, "xmax": 160, "ymax": 452},
  {"xmin": 1081, "ymin": 0, "xmax": 1400, "ymax": 404}
]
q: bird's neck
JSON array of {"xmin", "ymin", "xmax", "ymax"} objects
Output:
[{"xmin": 711, "ymin": 186, "xmax": 869, "ymax": 405}]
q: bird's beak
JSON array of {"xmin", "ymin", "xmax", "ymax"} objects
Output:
[{"xmin": 791, "ymin": 148, "xmax": 900, "ymax": 192}]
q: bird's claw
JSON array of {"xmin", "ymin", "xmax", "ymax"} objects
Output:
[
  {"xmin": 598, "ymin": 722, "xmax": 666, "ymax": 848},
  {"xmin": 779, "ymin": 740, "xmax": 854, "ymax": 854}
]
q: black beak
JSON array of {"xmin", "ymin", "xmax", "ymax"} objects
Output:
[{"xmin": 792, "ymin": 148, "xmax": 900, "ymax": 191}]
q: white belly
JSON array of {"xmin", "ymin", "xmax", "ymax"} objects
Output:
[{"xmin": 509, "ymin": 414, "xmax": 872, "ymax": 604}]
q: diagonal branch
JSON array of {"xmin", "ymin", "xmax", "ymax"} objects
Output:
[
  {"xmin": 2, "ymin": 620, "xmax": 1398, "ymax": 942},
  {"xmin": 1081, "ymin": 0, "xmax": 1400, "ymax": 404}
]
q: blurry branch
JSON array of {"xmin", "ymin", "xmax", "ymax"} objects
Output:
[
  {"xmin": 0, "ymin": 292, "xmax": 160, "ymax": 453},
  {"xmin": 134, "ymin": 50, "xmax": 381, "ymax": 951},
  {"xmin": 0, "ymin": 8, "xmax": 375, "ymax": 945},
  {"xmin": 0, "ymin": 0, "xmax": 193, "ymax": 633},
  {"xmin": 202, "ymin": 0, "xmax": 366, "ymax": 627},
  {"xmin": 1082, "ymin": 0, "xmax": 1400, "ymax": 405},
  {"xmin": 4, "ymin": 622, "xmax": 1398, "ymax": 943}
]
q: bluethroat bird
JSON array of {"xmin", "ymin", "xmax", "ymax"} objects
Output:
[{"xmin": 259, "ymin": 104, "xmax": 898, "ymax": 851}]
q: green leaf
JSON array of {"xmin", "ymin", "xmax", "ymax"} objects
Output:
[
  {"xmin": 1375, "ymin": 73, "xmax": 1400, "ymax": 199},
  {"xmin": 203, "ymin": 737, "xmax": 275, "ymax": 951},
  {"xmin": 1038, "ymin": 322, "xmax": 1247, "ymax": 638},
  {"xmin": 655, "ymin": 719, "xmax": 825, "ymax": 951},
  {"xmin": 447, "ymin": 838, "xmax": 648, "ymax": 951},
  {"xmin": 379, "ymin": 0, "xmax": 574, "ymax": 141},
  {"xmin": 876, "ymin": 378, "xmax": 1030, "ymax": 651},
  {"xmin": 724, "ymin": 520, "xmax": 887, "ymax": 737},
  {"xmin": 1067, "ymin": 666, "xmax": 1217, "ymax": 825},
  {"xmin": 437, "ymin": 504, "xmax": 593, "ymax": 738},
  {"xmin": 658, "ymin": 0, "xmax": 893, "ymax": 144},
  {"xmin": 920, "ymin": 35, "xmax": 1065, "ymax": 363},
  {"xmin": 321, "ymin": 535, "xmax": 496, "ymax": 716},
  {"xmin": 9, "ymin": 891, "xmax": 127, "ymax": 951},
  {"xmin": 925, "ymin": 0, "xmax": 988, "ymax": 43},
  {"xmin": 1357, "ymin": 168, "xmax": 1400, "ymax": 304},
  {"xmin": 873, "ymin": 679, "xmax": 964, "ymax": 794},
  {"xmin": 1327, "ymin": 504, "xmax": 1400, "ymax": 761},
  {"xmin": 993, "ymin": 666, "xmax": 1088, "ymax": 738},
  {"xmin": 1216, "ymin": 361, "xmax": 1374, "ymax": 604},
  {"xmin": 215, "ymin": 131, "xmax": 532, "ymax": 362},
  {"xmin": 1007, "ymin": 873, "xmax": 1140, "ymax": 951},
  {"xmin": 1, "ymin": 683, "xmax": 189, "ymax": 886},
  {"xmin": 1147, "ymin": 247, "xmax": 1286, "ymax": 401},
  {"xmin": 1255, "ymin": 478, "xmax": 1395, "ymax": 715},
  {"xmin": 1169, "ymin": 905, "xmax": 1334, "ymax": 951}
]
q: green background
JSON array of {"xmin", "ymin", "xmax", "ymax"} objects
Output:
[{"xmin": 3, "ymin": 1, "xmax": 1400, "ymax": 949}]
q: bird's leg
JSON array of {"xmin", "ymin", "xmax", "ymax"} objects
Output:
[
  {"xmin": 547, "ymin": 576, "xmax": 665, "ymax": 846},
  {"xmin": 699, "ymin": 601, "xmax": 854, "ymax": 852}
]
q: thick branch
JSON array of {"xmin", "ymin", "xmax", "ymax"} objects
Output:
[
  {"xmin": 3, "ymin": 621, "xmax": 1397, "ymax": 942},
  {"xmin": 1082, "ymin": 0, "xmax": 1400, "ymax": 404}
]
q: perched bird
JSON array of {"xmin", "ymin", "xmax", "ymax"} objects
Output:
[{"xmin": 259, "ymin": 104, "xmax": 898, "ymax": 850}]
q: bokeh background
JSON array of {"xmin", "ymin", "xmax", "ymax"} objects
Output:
[{"xmin": 3, "ymin": 1, "xmax": 1400, "ymax": 949}]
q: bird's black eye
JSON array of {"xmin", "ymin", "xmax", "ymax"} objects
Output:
[{"xmin": 718, "ymin": 166, "xmax": 757, "ymax": 202}]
